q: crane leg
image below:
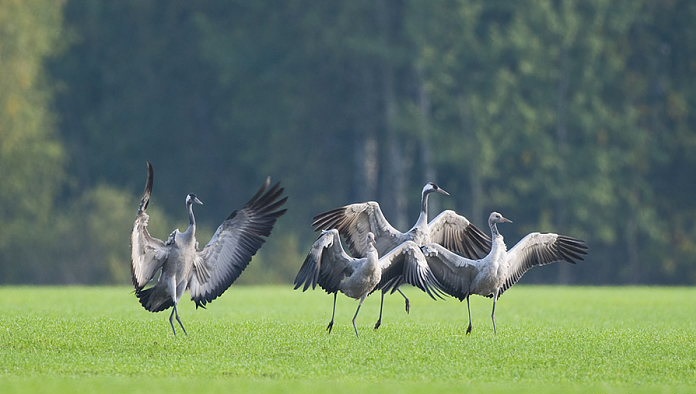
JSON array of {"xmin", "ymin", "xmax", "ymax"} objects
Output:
[
  {"xmin": 374, "ymin": 287, "xmax": 412, "ymax": 330},
  {"xmin": 174, "ymin": 305, "xmax": 188, "ymax": 336},
  {"xmin": 374, "ymin": 291, "xmax": 385, "ymax": 330},
  {"xmin": 169, "ymin": 304, "xmax": 187, "ymax": 336},
  {"xmin": 491, "ymin": 290, "xmax": 498, "ymax": 335},
  {"xmin": 326, "ymin": 293, "xmax": 337, "ymax": 334},
  {"xmin": 352, "ymin": 297, "xmax": 366, "ymax": 337},
  {"xmin": 466, "ymin": 295, "xmax": 473, "ymax": 335},
  {"xmin": 169, "ymin": 308, "xmax": 177, "ymax": 335},
  {"xmin": 397, "ymin": 288, "xmax": 410, "ymax": 314}
]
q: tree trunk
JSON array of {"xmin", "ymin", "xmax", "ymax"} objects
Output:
[
  {"xmin": 555, "ymin": 46, "xmax": 571, "ymax": 284},
  {"xmin": 417, "ymin": 67, "xmax": 438, "ymax": 213},
  {"xmin": 353, "ymin": 64, "xmax": 379, "ymax": 202},
  {"xmin": 377, "ymin": 0, "xmax": 407, "ymax": 229},
  {"xmin": 458, "ymin": 99, "xmax": 484, "ymax": 225},
  {"xmin": 625, "ymin": 214, "xmax": 640, "ymax": 283}
]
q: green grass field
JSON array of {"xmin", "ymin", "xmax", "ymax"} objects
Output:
[{"xmin": 0, "ymin": 285, "xmax": 694, "ymax": 393}]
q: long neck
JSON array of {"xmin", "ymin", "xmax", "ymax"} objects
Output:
[
  {"xmin": 185, "ymin": 201, "xmax": 197, "ymax": 234},
  {"xmin": 365, "ymin": 244, "xmax": 380, "ymax": 272},
  {"xmin": 489, "ymin": 220, "xmax": 501, "ymax": 238},
  {"xmin": 488, "ymin": 220, "xmax": 507, "ymax": 259},
  {"xmin": 414, "ymin": 190, "xmax": 430, "ymax": 227}
]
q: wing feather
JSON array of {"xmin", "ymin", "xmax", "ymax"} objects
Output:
[
  {"xmin": 189, "ymin": 178, "xmax": 287, "ymax": 307},
  {"xmin": 376, "ymin": 241, "xmax": 445, "ymax": 300},
  {"xmin": 130, "ymin": 161, "xmax": 169, "ymax": 290},
  {"xmin": 312, "ymin": 202, "xmax": 403, "ymax": 256},
  {"xmin": 293, "ymin": 229, "xmax": 359, "ymax": 294},
  {"xmin": 428, "ymin": 210, "xmax": 492, "ymax": 259},
  {"xmin": 498, "ymin": 233, "xmax": 588, "ymax": 296},
  {"xmin": 420, "ymin": 243, "xmax": 479, "ymax": 301}
]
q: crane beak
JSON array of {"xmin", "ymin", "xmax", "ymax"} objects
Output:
[
  {"xmin": 501, "ymin": 216, "xmax": 512, "ymax": 223},
  {"xmin": 194, "ymin": 196, "xmax": 204, "ymax": 205},
  {"xmin": 437, "ymin": 188, "xmax": 450, "ymax": 196}
]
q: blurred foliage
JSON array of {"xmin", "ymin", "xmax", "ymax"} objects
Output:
[
  {"xmin": 1, "ymin": 0, "xmax": 695, "ymax": 284},
  {"xmin": 0, "ymin": 0, "xmax": 66, "ymax": 282},
  {"xmin": 51, "ymin": 184, "xmax": 174, "ymax": 284}
]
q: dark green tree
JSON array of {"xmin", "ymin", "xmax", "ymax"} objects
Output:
[{"xmin": 0, "ymin": 0, "xmax": 66, "ymax": 282}]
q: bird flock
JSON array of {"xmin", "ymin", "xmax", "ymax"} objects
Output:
[{"xmin": 131, "ymin": 162, "xmax": 587, "ymax": 336}]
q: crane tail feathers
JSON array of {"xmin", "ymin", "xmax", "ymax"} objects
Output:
[{"xmin": 135, "ymin": 286, "xmax": 173, "ymax": 313}]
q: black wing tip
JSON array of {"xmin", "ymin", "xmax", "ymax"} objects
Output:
[
  {"xmin": 311, "ymin": 206, "xmax": 348, "ymax": 230},
  {"xmin": 292, "ymin": 278, "xmax": 316, "ymax": 292},
  {"xmin": 312, "ymin": 206, "xmax": 346, "ymax": 220},
  {"xmin": 138, "ymin": 161, "xmax": 154, "ymax": 214},
  {"xmin": 245, "ymin": 176, "xmax": 279, "ymax": 206},
  {"xmin": 192, "ymin": 296, "xmax": 211, "ymax": 309},
  {"xmin": 268, "ymin": 197, "xmax": 289, "ymax": 214},
  {"xmin": 293, "ymin": 250, "xmax": 322, "ymax": 292},
  {"xmin": 556, "ymin": 235, "xmax": 589, "ymax": 263},
  {"xmin": 250, "ymin": 178, "xmax": 287, "ymax": 209},
  {"xmin": 130, "ymin": 269, "xmax": 146, "ymax": 293},
  {"xmin": 273, "ymin": 207, "xmax": 288, "ymax": 219},
  {"xmin": 194, "ymin": 300, "xmax": 208, "ymax": 309},
  {"xmin": 443, "ymin": 222, "xmax": 492, "ymax": 259},
  {"xmin": 231, "ymin": 178, "xmax": 288, "ymax": 223},
  {"xmin": 558, "ymin": 235, "xmax": 589, "ymax": 247}
]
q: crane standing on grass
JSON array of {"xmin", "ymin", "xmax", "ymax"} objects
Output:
[
  {"xmin": 294, "ymin": 230, "xmax": 443, "ymax": 336},
  {"xmin": 130, "ymin": 161, "xmax": 287, "ymax": 335},
  {"xmin": 421, "ymin": 211, "xmax": 588, "ymax": 334}
]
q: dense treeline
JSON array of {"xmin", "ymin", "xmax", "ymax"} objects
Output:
[{"xmin": 1, "ymin": 0, "xmax": 695, "ymax": 285}]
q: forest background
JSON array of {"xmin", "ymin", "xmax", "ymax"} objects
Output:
[{"xmin": 1, "ymin": 0, "xmax": 695, "ymax": 286}]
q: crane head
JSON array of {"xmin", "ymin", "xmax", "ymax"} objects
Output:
[
  {"xmin": 366, "ymin": 232, "xmax": 376, "ymax": 246},
  {"xmin": 186, "ymin": 193, "xmax": 204, "ymax": 206},
  {"xmin": 489, "ymin": 211, "xmax": 512, "ymax": 224},
  {"xmin": 423, "ymin": 182, "xmax": 450, "ymax": 197}
]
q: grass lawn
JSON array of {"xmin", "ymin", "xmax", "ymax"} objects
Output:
[{"xmin": 0, "ymin": 285, "xmax": 694, "ymax": 393}]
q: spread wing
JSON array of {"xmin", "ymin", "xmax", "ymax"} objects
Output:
[
  {"xmin": 131, "ymin": 161, "xmax": 169, "ymax": 291},
  {"xmin": 189, "ymin": 178, "xmax": 287, "ymax": 308},
  {"xmin": 293, "ymin": 229, "xmax": 360, "ymax": 294},
  {"xmin": 420, "ymin": 243, "xmax": 479, "ymax": 301},
  {"xmin": 376, "ymin": 241, "xmax": 445, "ymax": 300},
  {"xmin": 497, "ymin": 233, "xmax": 588, "ymax": 297},
  {"xmin": 312, "ymin": 201, "xmax": 403, "ymax": 257},
  {"xmin": 428, "ymin": 210, "xmax": 491, "ymax": 259}
]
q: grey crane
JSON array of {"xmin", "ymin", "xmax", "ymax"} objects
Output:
[
  {"xmin": 312, "ymin": 182, "xmax": 491, "ymax": 329},
  {"xmin": 131, "ymin": 161, "xmax": 287, "ymax": 335},
  {"xmin": 420, "ymin": 211, "xmax": 588, "ymax": 334},
  {"xmin": 294, "ymin": 229, "xmax": 443, "ymax": 336}
]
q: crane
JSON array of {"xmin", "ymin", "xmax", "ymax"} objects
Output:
[
  {"xmin": 294, "ymin": 230, "xmax": 443, "ymax": 336},
  {"xmin": 131, "ymin": 161, "xmax": 287, "ymax": 335},
  {"xmin": 420, "ymin": 211, "xmax": 587, "ymax": 334}
]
